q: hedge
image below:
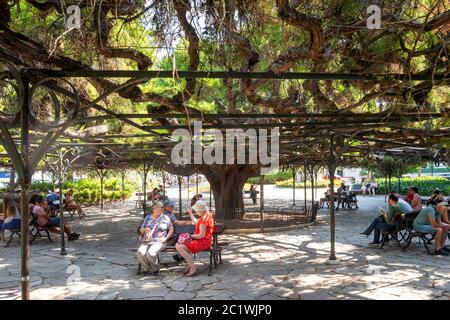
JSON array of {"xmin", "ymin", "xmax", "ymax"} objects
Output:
[
  {"xmin": 376, "ymin": 177, "xmax": 450, "ymax": 196},
  {"xmin": 275, "ymin": 179, "xmax": 328, "ymax": 188},
  {"xmin": 247, "ymin": 171, "xmax": 293, "ymax": 185},
  {"xmin": 25, "ymin": 178, "xmax": 135, "ymax": 205}
]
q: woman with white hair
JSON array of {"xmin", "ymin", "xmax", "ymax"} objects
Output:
[{"xmin": 175, "ymin": 200, "xmax": 214, "ymax": 277}]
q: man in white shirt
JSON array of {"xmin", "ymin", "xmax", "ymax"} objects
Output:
[{"xmin": 396, "ymin": 196, "xmax": 413, "ymax": 213}]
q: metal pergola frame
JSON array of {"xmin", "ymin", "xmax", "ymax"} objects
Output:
[
  {"xmin": 29, "ymin": 69, "xmax": 449, "ymax": 81},
  {"xmin": 0, "ymin": 63, "xmax": 449, "ymax": 300}
]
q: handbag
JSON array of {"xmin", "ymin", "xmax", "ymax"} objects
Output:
[
  {"xmin": 140, "ymin": 216, "xmax": 161, "ymax": 243},
  {"xmin": 177, "ymin": 232, "xmax": 192, "ymax": 245}
]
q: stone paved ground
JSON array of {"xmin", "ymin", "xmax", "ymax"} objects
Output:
[{"xmin": 1, "ymin": 194, "xmax": 449, "ymax": 300}]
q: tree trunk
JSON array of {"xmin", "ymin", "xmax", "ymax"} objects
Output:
[
  {"xmin": 201, "ymin": 164, "xmax": 255, "ymax": 220},
  {"xmin": 8, "ymin": 167, "xmax": 15, "ymax": 192},
  {"xmin": 388, "ymin": 175, "xmax": 392, "ymax": 195},
  {"xmin": 385, "ymin": 175, "xmax": 388, "ymax": 202}
]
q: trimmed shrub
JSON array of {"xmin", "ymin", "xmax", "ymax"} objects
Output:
[
  {"xmin": 275, "ymin": 179, "xmax": 328, "ymax": 188},
  {"xmin": 247, "ymin": 171, "xmax": 293, "ymax": 185},
  {"xmin": 29, "ymin": 181, "xmax": 54, "ymax": 193},
  {"xmin": 33, "ymin": 177, "xmax": 137, "ymax": 205},
  {"xmin": 376, "ymin": 177, "xmax": 450, "ymax": 196}
]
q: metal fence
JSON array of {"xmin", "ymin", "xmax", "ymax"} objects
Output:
[
  {"xmin": 211, "ymin": 202, "xmax": 319, "ymax": 230},
  {"xmin": 138, "ymin": 196, "xmax": 319, "ymax": 231}
]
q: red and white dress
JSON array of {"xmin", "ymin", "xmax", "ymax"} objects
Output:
[{"xmin": 186, "ymin": 213, "xmax": 214, "ymax": 254}]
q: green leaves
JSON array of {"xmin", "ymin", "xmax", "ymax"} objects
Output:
[{"xmin": 376, "ymin": 176, "xmax": 450, "ymax": 195}]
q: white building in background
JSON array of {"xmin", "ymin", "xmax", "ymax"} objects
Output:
[
  {"xmin": 0, "ymin": 170, "xmax": 58, "ymax": 188},
  {"xmin": 0, "ymin": 171, "xmax": 12, "ymax": 187},
  {"xmin": 339, "ymin": 168, "xmax": 363, "ymax": 184}
]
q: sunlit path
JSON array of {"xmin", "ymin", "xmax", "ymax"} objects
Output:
[{"xmin": 1, "ymin": 194, "xmax": 448, "ymax": 300}]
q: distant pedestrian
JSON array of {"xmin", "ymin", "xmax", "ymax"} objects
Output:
[{"xmin": 249, "ymin": 185, "xmax": 258, "ymax": 204}]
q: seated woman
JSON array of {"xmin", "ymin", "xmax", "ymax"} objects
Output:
[
  {"xmin": 31, "ymin": 195, "xmax": 80, "ymax": 241},
  {"xmin": 360, "ymin": 194, "xmax": 403, "ymax": 246},
  {"xmin": 1, "ymin": 196, "xmax": 21, "ymax": 242},
  {"xmin": 137, "ymin": 201, "xmax": 174, "ymax": 275},
  {"xmin": 65, "ymin": 189, "xmax": 86, "ymax": 219},
  {"xmin": 319, "ymin": 185, "xmax": 331, "ymax": 208},
  {"xmin": 175, "ymin": 200, "xmax": 214, "ymax": 277}
]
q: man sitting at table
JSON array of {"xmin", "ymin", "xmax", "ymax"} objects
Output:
[{"xmin": 360, "ymin": 194, "xmax": 403, "ymax": 247}]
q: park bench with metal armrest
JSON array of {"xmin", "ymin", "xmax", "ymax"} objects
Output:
[
  {"xmin": 136, "ymin": 222, "xmax": 226, "ymax": 276},
  {"xmin": 404, "ymin": 213, "xmax": 436, "ymax": 255},
  {"xmin": 4, "ymin": 228, "xmax": 21, "ymax": 247},
  {"xmin": 62, "ymin": 199, "xmax": 77, "ymax": 217},
  {"xmin": 379, "ymin": 213, "xmax": 408, "ymax": 250},
  {"xmin": 3, "ymin": 210, "xmax": 51, "ymax": 247},
  {"xmin": 380, "ymin": 210, "xmax": 434, "ymax": 254},
  {"xmin": 336, "ymin": 192, "xmax": 358, "ymax": 210},
  {"xmin": 29, "ymin": 211, "xmax": 54, "ymax": 244}
]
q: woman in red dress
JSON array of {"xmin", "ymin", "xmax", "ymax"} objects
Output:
[{"xmin": 176, "ymin": 200, "xmax": 214, "ymax": 277}]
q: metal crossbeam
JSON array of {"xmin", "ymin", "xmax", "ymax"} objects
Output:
[
  {"xmin": 30, "ymin": 69, "xmax": 450, "ymax": 81},
  {"xmin": 74, "ymin": 112, "xmax": 447, "ymax": 122},
  {"xmin": 141, "ymin": 118, "xmax": 433, "ymax": 130}
]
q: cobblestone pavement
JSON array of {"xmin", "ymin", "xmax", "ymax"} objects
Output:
[{"xmin": 1, "ymin": 194, "xmax": 449, "ymax": 300}]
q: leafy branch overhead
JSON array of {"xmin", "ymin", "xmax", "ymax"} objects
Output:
[{"xmin": 0, "ymin": 0, "xmax": 449, "ymax": 166}]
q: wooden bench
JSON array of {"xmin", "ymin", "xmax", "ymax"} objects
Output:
[{"xmin": 136, "ymin": 223, "xmax": 225, "ymax": 276}]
